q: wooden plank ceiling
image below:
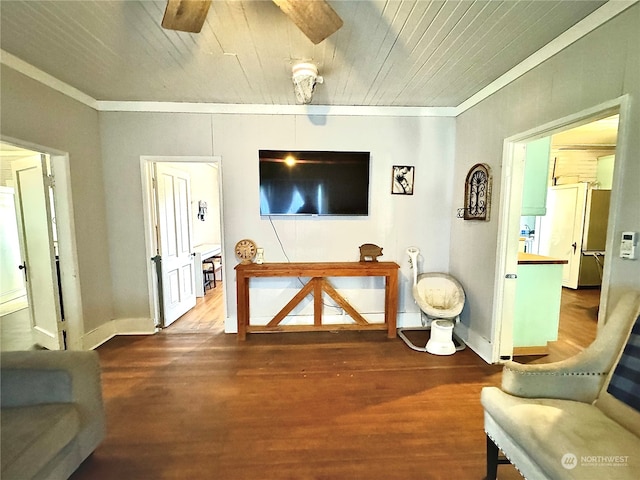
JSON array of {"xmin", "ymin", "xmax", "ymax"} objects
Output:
[{"xmin": 0, "ymin": 0, "xmax": 606, "ymax": 107}]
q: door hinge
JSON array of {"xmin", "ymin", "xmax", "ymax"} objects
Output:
[{"xmin": 46, "ymin": 174, "xmax": 55, "ymax": 188}]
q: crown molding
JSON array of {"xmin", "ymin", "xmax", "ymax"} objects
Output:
[
  {"xmin": 454, "ymin": 0, "xmax": 638, "ymax": 115},
  {"xmin": 0, "ymin": 49, "xmax": 98, "ymax": 109},
  {"xmin": 96, "ymin": 101, "xmax": 456, "ymax": 117},
  {"xmin": 2, "ymin": 1, "xmax": 635, "ymax": 118}
]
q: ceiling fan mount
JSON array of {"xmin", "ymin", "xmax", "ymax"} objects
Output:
[{"xmin": 161, "ymin": 0, "xmax": 343, "ymax": 44}]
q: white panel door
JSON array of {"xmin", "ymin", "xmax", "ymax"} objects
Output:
[
  {"xmin": 537, "ymin": 183, "xmax": 587, "ymax": 289},
  {"xmin": 154, "ymin": 164, "xmax": 196, "ymax": 326},
  {"xmin": 11, "ymin": 155, "xmax": 64, "ymax": 349}
]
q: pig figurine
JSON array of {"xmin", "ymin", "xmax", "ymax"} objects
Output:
[{"xmin": 359, "ymin": 243, "xmax": 383, "ymax": 262}]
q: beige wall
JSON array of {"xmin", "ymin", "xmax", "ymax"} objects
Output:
[
  {"xmin": 451, "ymin": 5, "xmax": 640, "ymax": 345},
  {"xmin": 100, "ymin": 112, "xmax": 456, "ymax": 330},
  {"xmin": 99, "ymin": 112, "xmax": 214, "ymax": 320},
  {"xmin": 0, "ymin": 65, "xmax": 113, "ymax": 335}
]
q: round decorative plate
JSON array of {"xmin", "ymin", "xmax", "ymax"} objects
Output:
[{"xmin": 235, "ymin": 239, "xmax": 257, "ymax": 264}]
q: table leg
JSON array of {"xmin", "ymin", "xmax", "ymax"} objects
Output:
[
  {"xmin": 385, "ymin": 271, "xmax": 398, "ymax": 338},
  {"xmin": 313, "ymin": 277, "xmax": 323, "ymax": 326},
  {"xmin": 236, "ymin": 274, "xmax": 249, "ymax": 341}
]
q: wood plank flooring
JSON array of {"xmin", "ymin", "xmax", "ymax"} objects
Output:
[
  {"xmin": 163, "ymin": 283, "xmax": 226, "ymax": 334},
  {"xmin": 70, "ymin": 285, "xmax": 598, "ymax": 480}
]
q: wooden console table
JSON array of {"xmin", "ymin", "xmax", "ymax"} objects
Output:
[{"xmin": 235, "ymin": 262, "xmax": 400, "ymax": 341}]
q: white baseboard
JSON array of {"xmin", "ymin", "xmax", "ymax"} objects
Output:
[
  {"xmin": 224, "ymin": 312, "xmax": 493, "ymax": 363},
  {"xmin": 397, "ymin": 311, "xmax": 423, "ymax": 328},
  {"xmin": 0, "ymin": 288, "xmax": 27, "ymax": 305},
  {"xmin": 454, "ymin": 321, "xmax": 494, "ymax": 364},
  {"xmin": 82, "ymin": 317, "xmax": 156, "ymax": 350},
  {"xmin": 77, "ymin": 313, "xmax": 493, "ymax": 362},
  {"xmin": 225, "ymin": 311, "xmax": 423, "ymax": 334},
  {"xmin": 224, "ymin": 316, "xmax": 238, "ymax": 334}
]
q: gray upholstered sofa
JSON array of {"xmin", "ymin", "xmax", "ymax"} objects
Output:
[
  {"xmin": 1, "ymin": 350, "xmax": 106, "ymax": 480},
  {"xmin": 482, "ymin": 291, "xmax": 640, "ymax": 479}
]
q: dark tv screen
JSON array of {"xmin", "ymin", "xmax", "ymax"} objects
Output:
[{"xmin": 259, "ymin": 150, "xmax": 370, "ymax": 216}]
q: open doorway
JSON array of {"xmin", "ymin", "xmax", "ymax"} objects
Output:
[
  {"xmin": 0, "ymin": 141, "xmax": 78, "ymax": 351},
  {"xmin": 491, "ymin": 99, "xmax": 626, "ymax": 363},
  {"xmin": 517, "ymin": 115, "xmax": 618, "ymax": 357},
  {"xmin": 141, "ymin": 157, "xmax": 226, "ymax": 331},
  {"xmin": 528, "ymin": 115, "xmax": 618, "ymax": 285},
  {"xmin": 1, "ymin": 144, "xmax": 41, "ymax": 350}
]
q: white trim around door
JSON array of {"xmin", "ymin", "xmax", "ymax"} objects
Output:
[
  {"xmin": 490, "ymin": 96, "xmax": 629, "ymax": 364},
  {"xmin": 140, "ymin": 156, "xmax": 225, "ymax": 329}
]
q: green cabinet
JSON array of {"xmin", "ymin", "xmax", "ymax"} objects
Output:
[
  {"xmin": 521, "ymin": 136, "xmax": 551, "ymax": 216},
  {"xmin": 513, "ymin": 253, "xmax": 568, "ymax": 355}
]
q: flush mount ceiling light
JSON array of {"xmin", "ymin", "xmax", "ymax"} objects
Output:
[{"xmin": 292, "ymin": 63, "xmax": 323, "ymax": 105}]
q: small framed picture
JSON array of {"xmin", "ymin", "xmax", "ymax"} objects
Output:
[{"xmin": 391, "ymin": 165, "xmax": 415, "ymax": 195}]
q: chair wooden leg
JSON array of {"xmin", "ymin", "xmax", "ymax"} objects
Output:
[
  {"xmin": 203, "ymin": 260, "xmax": 215, "ymax": 293},
  {"xmin": 486, "ymin": 435, "xmax": 499, "ymax": 480}
]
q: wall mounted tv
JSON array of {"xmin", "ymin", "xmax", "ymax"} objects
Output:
[{"xmin": 259, "ymin": 150, "xmax": 370, "ymax": 216}]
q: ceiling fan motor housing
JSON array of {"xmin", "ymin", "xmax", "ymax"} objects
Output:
[{"xmin": 292, "ymin": 63, "xmax": 323, "ymax": 104}]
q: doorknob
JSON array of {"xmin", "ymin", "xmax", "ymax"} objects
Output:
[
  {"xmin": 572, "ymin": 242, "xmax": 577, "ymax": 254},
  {"xmin": 18, "ymin": 262, "xmax": 27, "ymax": 280}
]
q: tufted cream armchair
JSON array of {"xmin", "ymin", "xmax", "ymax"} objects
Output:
[{"xmin": 481, "ymin": 291, "xmax": 640, "ymax": 479}]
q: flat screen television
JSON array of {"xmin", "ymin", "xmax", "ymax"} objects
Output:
[{"xmin": 259, "ymin": 150, "xmax": 370, "ymax": 216}]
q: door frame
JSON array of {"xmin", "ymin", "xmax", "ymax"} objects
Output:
[
  {"xmin": 1, "ymin": 136, "xmax": 84, "ymax": 350},
  {"xmin": 140, "ymin": 156, "xmax": 225, "ymax": 328},
  {"xmin": 490, "ymin": 96, "xmax": 629, "ymax": 363}
]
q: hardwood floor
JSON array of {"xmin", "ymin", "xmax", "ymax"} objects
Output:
[
  {"xmin": 164, "ymin": 282, "xmax": 226, "ymax": 334},
  {"xmin": 70, "ymin": 285, "xmax": 598, "ymax": 480}
]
